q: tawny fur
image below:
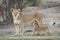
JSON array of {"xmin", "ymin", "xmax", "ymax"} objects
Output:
[
  {"xmin": 33, "ymin": 19, "xmax": 50, "ymax": 36},
  {"xmin": 11, "ymin": 8, "xmax": 45, "ymax": 36}
]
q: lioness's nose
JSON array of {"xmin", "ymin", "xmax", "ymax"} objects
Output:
[{"xmin": 15, "ymin": 14, "xmax": 16, "ymax": 16}]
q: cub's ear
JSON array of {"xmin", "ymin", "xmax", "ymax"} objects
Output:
[{"xmin": 10, "ymin": 8, "xmax": 13, "ymax": 12}]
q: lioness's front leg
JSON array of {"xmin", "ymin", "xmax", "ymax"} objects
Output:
[
  {"xmin": 14, "ymin": 24, "xmax": 20, "ymax": 35},
  {"xmin": 20, "ymin": 23, "xmax": 24, "ymax": 36}
]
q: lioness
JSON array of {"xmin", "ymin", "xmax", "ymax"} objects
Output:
[{"xmin": 11, "ymin": 8, "xmax": 45, "ymax": 36}]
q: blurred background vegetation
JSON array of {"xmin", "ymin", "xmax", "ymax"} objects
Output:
[
  {"xmin": 0, "ymin": 0, "xmax": 60, "ymax": 25},
  {"xmin": 0, "ymin": 0, "xmax": 43, "ymax": 25}
]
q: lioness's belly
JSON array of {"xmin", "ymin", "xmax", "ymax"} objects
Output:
[{"xmin": 21, "ymin": 15, "xmax": 35, "ymax": 24}]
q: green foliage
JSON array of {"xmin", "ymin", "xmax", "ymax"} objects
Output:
[
  {"xmin": 36, "ymin": 0, "xmax": 43, "ymax": 6},
  {"xmin": 23, "ymin": 0, "xmax": 43, "ymax": 7}
]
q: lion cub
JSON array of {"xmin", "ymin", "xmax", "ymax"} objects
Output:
[{"xmin": 33, "ymin": 19, "xmax": 50, "ymax": 36}]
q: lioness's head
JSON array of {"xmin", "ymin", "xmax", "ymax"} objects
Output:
[{"xmin": 11, "ymin": 8, "xmax": 21, "ymax": 16}]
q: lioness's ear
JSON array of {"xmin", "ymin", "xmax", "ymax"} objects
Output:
[
  {"xmin": 10, "ymin": 8, "xmax": 13, "ymax": 12},
  {"xmin": 18, "ymin": 9, "xmax": 21, "ymax": 12}
]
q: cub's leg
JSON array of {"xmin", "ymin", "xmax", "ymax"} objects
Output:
[
  {"xmin": 32, "ymin": 25, "xmax": 36, "ymax": 36},
  {"xmin": 46, "ymin": 29, "xmax": 51, "ymax": 36},
  {"xmin": 44, "ymin": 25, "xmax": 51, "ymax": 36}
]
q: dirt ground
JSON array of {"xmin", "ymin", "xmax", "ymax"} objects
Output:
[{"xmin": 0, "ymin": 22, "xmax": 60, "ymax": 36}]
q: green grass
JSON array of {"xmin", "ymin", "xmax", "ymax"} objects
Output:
[{"xmin": 0, "ymin": 35, "xmax": 60, "ymax": 40}]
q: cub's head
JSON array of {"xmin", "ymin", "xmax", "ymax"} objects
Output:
[
  {"xmin": 11, "ymin": 8, "xmax": 21, "ymax": 16},
  {"xmin": 33, "ymin": 19, "xmax": 39, "ymax": 24}
]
